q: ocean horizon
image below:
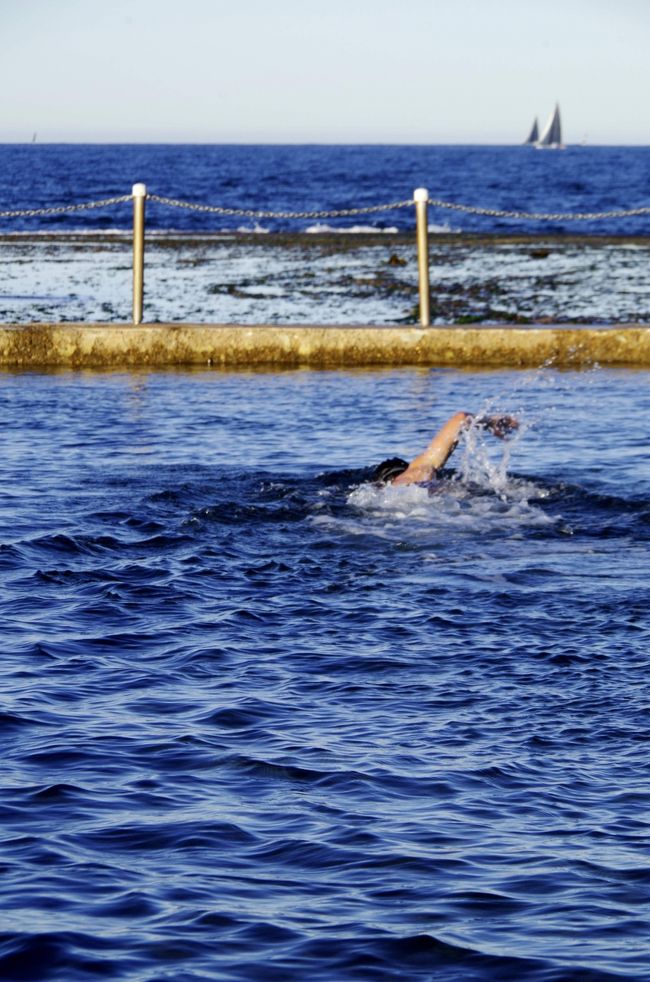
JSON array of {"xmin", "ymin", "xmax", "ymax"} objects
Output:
[{"xmin": 2, "ymin": 143, "xmax": 650, "ymax": 235}]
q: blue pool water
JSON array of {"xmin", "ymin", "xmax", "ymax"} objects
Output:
[
  {"xmin": 2, "ymin": 365, "xmax": 650, "ymax": 980},
  {"xmin": 2, "ymin": 143, "xmax": 650, "ymax": 235}
]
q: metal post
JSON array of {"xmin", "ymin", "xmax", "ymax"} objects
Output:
[
  {"xmin": 132, "ymin": 183, "xmax": 147, "ymax": 325},
  {"xmin": 414, "ymin": 187, "xmax": 430, "ymax": 327}
]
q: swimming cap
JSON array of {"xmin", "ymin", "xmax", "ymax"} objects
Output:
[{"xmin": 371, "ymin": 457, "xmax": 409, "ymax": 483}]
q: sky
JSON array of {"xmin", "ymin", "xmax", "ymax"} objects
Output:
[{"xmin": 2, "ymin": 0, "xmax": 650, "ymax": 144}]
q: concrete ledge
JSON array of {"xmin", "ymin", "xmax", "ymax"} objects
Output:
[{"xmin": 1, "ymin": 323, "xmax": 650, "ymax": 369}]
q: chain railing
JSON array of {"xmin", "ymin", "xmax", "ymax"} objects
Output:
[
  {"xmin": 426, "ymin": 198, "xmax": 650, "ymax": 221},
  {"xmin": 148, "ymin": 192, "xmax": 650, "ymax": 223},
  {"xmin": 2, "ymin": 184, "xmax": 650, "ymax": 325},
  {"xmin": 0, "ymin": 195, "xmax": 131, "ymax": 219},
  {"xmin": 4, "ymin": 189, "xmax": 650, "ymax": 223},
  {"xmin": 147, "ymin": 192, "xmax": 413, "ymax": 219}
]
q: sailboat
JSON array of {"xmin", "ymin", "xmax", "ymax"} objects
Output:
[
  {"xmin": 524, "ymin": 118, "xmax": 539, "ymax": 145},
  {"xmin": 536, "ymin": 104, "xmax": 564, "ymax": 149}
]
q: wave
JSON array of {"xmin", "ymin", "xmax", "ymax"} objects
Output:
[
  {"xmin": 428, "ymin": 221, "xmax": 457, "ymax": 233},
  {"xmin": 305, "ymin": 222, "xmax": 400, "ymax": 234},
  {"xmin": 236, "ymin": 222, "xmax": 270, "ymax": 234}
]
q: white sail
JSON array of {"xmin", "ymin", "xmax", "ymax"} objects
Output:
[
  {"xmin": 537, "ymin": 104, "xmax": 562, "ymax": 148},
  {"xmin": 524, "ymin": 118, "xmax": 539, "ymax": 144}
]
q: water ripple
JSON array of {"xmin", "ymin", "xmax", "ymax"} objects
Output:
[{"xmin": 2, "ymin": 368, "xmax": 650, "ymax": 979}]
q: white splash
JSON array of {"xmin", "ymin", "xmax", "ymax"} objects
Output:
[{"xmin": 337, "ymin": 415, "xmax": 555, "ymax": 545}]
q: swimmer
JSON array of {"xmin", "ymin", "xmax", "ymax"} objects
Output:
[{"xmin": 372, "ymin": 412, "xmax": 519, "ymax": 486}]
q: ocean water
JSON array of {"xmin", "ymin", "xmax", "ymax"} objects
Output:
[
  {"xmin": 1, "ymin": 143, "xmax": 650, "ymax": 235},
  {"xmin": 2, "ymin": 144, "xmax": 650, "ymax": 326},
  {"xmin": 3, "ymin": 364, "xmax": 650, "ymax": 981}
]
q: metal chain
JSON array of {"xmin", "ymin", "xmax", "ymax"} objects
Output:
[
  {"xmin": 147, "ymin": 193, "xmax": 413, "ymax": 219},
  {"xmin": 0, "ymin": 195, "xmax": 131, "ymax": 219},
  {"xmin": 149, "ymin": 192, "xmax": 650, "ymax": 222},
  {"xmin": 427, "ymin": 197, "xmax": 650, "ymax": 221},
  {"xmin": 1, "ymin": 190, "xmax": 649, "ymax": 223}
]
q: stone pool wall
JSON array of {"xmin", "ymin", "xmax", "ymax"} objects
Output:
[{"xmin": 1, "ymin": 323, "xmax": 649, "ymax": 369}]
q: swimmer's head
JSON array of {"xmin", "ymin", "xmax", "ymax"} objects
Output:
[{"xmin": 371, "ymin": 457, "xmax": 409, "ymax": 484}]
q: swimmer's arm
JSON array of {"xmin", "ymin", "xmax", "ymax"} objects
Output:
[
  {"xmin": 392, "ymin": 412, "xmax": 519, "ymax": 486},
  {"xmin": 392, "ymin": 412, "xmax": 472, "ymax": 485}
]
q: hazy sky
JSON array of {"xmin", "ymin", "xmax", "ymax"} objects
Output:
[{"xmin": 2, "ymin": 0, "xmax": 649, "ymax": 143}]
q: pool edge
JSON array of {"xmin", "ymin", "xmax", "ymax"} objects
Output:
[{"xmin": 0, "ymin": 323, "xmax": 649, "ymax": 369}]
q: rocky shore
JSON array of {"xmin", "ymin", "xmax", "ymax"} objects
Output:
[{"xmin": 1, "ymin": 231, "xmax": 649, "ymax": 328}]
